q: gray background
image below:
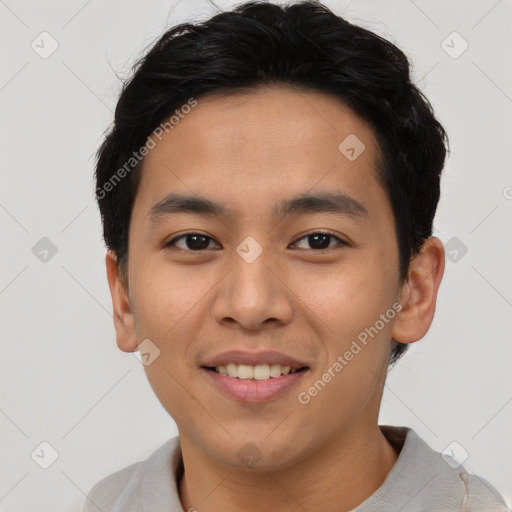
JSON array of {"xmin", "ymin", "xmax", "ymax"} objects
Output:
[{"xmin": 0, "ymin": 0, "xmax": 511, "ymax": 510}]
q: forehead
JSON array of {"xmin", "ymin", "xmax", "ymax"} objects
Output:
[{"xmin": 134, "ymin": 86, "xmax": 386, "ymax": 221}]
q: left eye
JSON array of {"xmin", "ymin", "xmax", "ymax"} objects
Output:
[
  {"xmin": 292, "ymin": 232, "xmax": 346, "ymax": 251},
  {"xmin": 164, "ymin": 232, "xmax": 346, "ymax": 252}
]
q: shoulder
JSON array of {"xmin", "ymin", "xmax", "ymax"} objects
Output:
[
  {"xmin": 82, "ymin": 460, "xmax": 144, "ymax": 511},
  {"xmin": 365, "ymin": 426, "xmax": 510, "ymax": 512},
  {"xmin": 82, "ymin": 436, "xmax": 181, "ymax": 512},
  {"xmin": 465, "ymin": 473, "xmax": 511, "ymax": 512}
]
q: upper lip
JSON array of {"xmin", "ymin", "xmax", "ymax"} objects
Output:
[{"xmin": 202, "ymin": 350, "xmax": 309, "ymax": 370}]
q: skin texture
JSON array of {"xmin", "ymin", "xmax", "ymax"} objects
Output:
[{"xmin": 105, "ymin": 86, "xmax": 445, "ymax": 512}]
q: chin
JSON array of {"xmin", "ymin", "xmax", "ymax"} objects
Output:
[
  {"xmin": 219, "ymin": 449, "xmax": 300, "ymax": 473},
  {"xmin": 203, "ymin": 433, "xmax": 310, "ymax": 473}
]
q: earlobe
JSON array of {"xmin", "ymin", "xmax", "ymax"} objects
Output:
[
  {"xmin": 391, "ymin": 237, "xmax": 445, "ymax": 344},
  {"xmin": 105, "ymin": 250, "xmax": 138, "ymax": 352}
]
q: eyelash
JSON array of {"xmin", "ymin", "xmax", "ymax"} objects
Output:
[{"xmin": 163, "ymin": 231, "xmax": 348, "ymax": 253}]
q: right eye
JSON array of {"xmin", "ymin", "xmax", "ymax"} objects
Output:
[{"xmin": 163, "ymin": 233, "xmax": 221, "ymax": 252}]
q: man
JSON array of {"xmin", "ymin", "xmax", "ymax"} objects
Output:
[{"xmin": 85, "ymin": 1, "xmax": 509, "ymax": 510}]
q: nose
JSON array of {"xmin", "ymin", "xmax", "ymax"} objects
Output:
[{"xmin": 211, "ymin": 243, "xmax": 294, "ymax": 332}]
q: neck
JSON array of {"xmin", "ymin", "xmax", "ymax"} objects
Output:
[{"xmin": 178, "ymin": 423, "xmax": 399, "ymax": 512}]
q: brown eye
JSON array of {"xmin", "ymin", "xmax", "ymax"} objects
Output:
[
  {"xmin": 165, "ymin": 233, "xmax": 219, "ymax": 251},
  {"xmin": 292, "ymin": 232, "xmax": 346, "ymax": 251},
  {"xmin": 164, "ymin": 231, "xmax": 347, "ymax": 253}
]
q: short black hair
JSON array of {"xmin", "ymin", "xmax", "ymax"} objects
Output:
[{"xmin": 94, "ymin": 0, "xmax": 449, "ymax": 366}]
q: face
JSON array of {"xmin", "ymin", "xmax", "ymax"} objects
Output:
[{"xmin": 115, "ymin": 86, "xmax": 408, "ymax": 470}]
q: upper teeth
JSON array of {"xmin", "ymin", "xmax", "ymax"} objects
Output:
[{"xmin": 216, "ymin": 363, "xmax": 298, "ymax": 380}]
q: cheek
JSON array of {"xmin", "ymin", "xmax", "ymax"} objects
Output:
[
  {"xmin": 132, "ymin": 264, "xmax": 203, "ymax": 418},
  {"xmin": 295, "ymin": 263, "xmax": 395, "ymax": 343},
  {"xmin": 294, "ymin": 270, "xmax": 395, "ymax": 422},
  {"xmin": 132, "ymin": 259, "xmax": 207, "ymax": 328},
  {"xmin": 130, "ymin": 260, "xmax": 228, "ymax": 377}
]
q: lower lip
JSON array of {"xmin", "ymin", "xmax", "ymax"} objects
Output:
[{"xmin": 202, "ymin": 368, "xmax": 308, "ymax": 403}]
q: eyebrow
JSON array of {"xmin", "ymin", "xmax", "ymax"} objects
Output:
[{"xmin": 147, "ymin": 190, "xmax": 368, "ymax": 223}]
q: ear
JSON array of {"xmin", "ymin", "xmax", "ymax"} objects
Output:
[
  {"xmin": 391, "ymin": 236, "xmax": 445, "ymax": 344},
  {"xmin": 105, "ymin": 250, "xmax": 138, "ymax": 352}
]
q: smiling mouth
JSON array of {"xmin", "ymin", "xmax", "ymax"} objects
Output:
[{"xmin": 203, "ymin": 363, "xmax": 309, "ymax": 380}]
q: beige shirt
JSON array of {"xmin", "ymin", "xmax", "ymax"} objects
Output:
[{"xmin": 83, "ymin": 426, "xmax": 510, "ymax": 511}]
